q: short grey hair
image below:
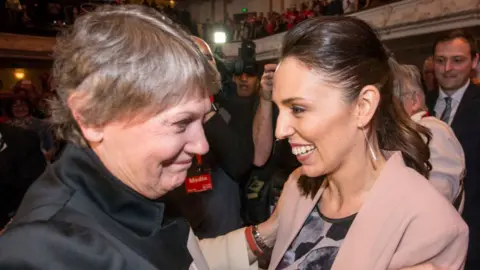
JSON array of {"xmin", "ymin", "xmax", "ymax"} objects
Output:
[
  {"xmin": 51, "ymin": 5, "xmax": 220, "ymax": 147},
  {"xmin": 390, "ymin": 60, "xmax": 427, "ymax": 112}
]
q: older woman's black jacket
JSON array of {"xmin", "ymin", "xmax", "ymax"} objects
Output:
[{"xmin": 0, "ymin": 145, "xmax": 193, "ymax": 270}]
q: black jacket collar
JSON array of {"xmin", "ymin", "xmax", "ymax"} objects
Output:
[{"xmin": 56, "ymin": 144, "xmax": 166, "ymax": 236}]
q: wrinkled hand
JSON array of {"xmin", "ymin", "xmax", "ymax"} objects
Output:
[
  {"xmin": 400, "ymin": 263, "xmax": 447, "ymax": 270},
  {"xmin": 259, "ymin": 64, "xmax": 277, "ymax": 101}
]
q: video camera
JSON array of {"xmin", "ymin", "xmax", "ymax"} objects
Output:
[{"xmin": 224, "ymin": 40, "xmax": 258, "ymax": 76}]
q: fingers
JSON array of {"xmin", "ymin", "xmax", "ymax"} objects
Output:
[
  {"xmin": 260, "ymin": 70, "xmax": 275, "ymax": 93},
  {"xmin": 264, "ymin": 63, "xmax": 278, "ymax": 73}
]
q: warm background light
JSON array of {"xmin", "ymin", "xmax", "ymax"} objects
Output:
[{"xmin": 14, "ymin": 69, "xmax": 25, "ymax": 80}]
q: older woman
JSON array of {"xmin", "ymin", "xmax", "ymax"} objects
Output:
[
  {"xmin": 391, "ymin": 62, "xmax": 465, "ymax": 206},
  {"xmin": 268, "ymin": 16, "xmax": 468, "ymax": 270},
  {"xmin": 0, "ymin": 5, "xmax": 277, "ymax": 269}
]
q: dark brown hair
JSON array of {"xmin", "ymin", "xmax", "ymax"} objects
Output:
[
  {"xmin": 432, "ymin": 29, "xmax": 478, "ymax": 59},
  {"xmin": 281, "ymin": 16, "xmax": 432, "ymax": 198}
]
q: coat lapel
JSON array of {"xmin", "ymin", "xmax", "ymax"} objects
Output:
[
  {"xmin": 269, "ymin": 178, "xmax": 326, "ymax": 269},
  {"xmin": 451, "ymin": 83, "xmax": 480, "ymax": 133},
  {"xmin": 332, "ymin": 152, "xmax": 407, "ymax": 270}
]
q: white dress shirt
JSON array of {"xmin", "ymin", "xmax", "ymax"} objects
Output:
[
  {"xmin": 411, "ymin": 111, "xmax": 465, "ymax": 202},
  {"xmin": 434, "ymin": 80, "xmax": 470, "ymax": 125}
]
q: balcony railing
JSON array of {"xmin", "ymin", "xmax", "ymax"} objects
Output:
[{"xmin": 221, "ymin": 0, "xmax": 480, "ymax": 60}]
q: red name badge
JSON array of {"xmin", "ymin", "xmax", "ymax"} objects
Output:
[{"xmin": 185, "ymin": 155, "xmax": 213, "ymax": 193}]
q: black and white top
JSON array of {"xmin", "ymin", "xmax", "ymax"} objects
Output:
[{"xmin": 277, "ymin": 205, "xmax": 356, "ymax": 270}]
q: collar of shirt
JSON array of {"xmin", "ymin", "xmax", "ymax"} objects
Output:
[{"xmin": 438, "ymin": 79, "xmax": 470, "ymax": 104}]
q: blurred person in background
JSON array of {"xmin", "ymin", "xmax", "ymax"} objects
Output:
[
  {"xmin": 164, "ymin": 36, "xmax": 252, "ymax": 238},
  {"xmin": 422, "ymin": 56, "xmax": 437, "ymax": 93},
  {"xmin": 428, "ymin": 29, "xmax": 480, "ymax": 270},
  {"xmin": 6, "ymin": 96, "xmax": 55, "ymax": 160},
  {"xmin": 0, "ymin": 122, "xmax": 46, "ymax": 228}
]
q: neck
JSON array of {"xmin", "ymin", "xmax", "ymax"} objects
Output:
[{"xmin": 325, "ymin": 142, "xmax": 386, "ymax": 208}]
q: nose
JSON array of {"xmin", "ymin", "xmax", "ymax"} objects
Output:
[
  {"xmin": 186, "ymin": 126, "xmax": 209, "ymax": 156},
  {"xmin": 275, "ymin": 112, "xmax": 295, "ymax": 140},
  {"xmin": 240, "ymin": 73, "xmax": 248, "ymax": 82},
  {"xmin": 444, "ymin": 59, "xmax": 454, "ymax": 72}
]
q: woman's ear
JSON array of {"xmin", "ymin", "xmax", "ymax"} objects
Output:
[
  {"xmin": 355, "ymin": 85, "xmax": 381, "ymax": 128},
  {"xmin": 67, "ymin": 92, "xmax": 104, "ymax": 143}
]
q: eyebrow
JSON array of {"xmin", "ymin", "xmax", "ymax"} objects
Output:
[{"xmin": 281, "ymin": 97, "xmax": 304, "ymax": 106}]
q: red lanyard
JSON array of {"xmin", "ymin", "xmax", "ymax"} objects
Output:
[{"xmin": 195, "ymin": 154, "xmax": 202, "ymax": 165}]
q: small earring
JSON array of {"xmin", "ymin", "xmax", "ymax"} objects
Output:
[{"xmin": 362, "ymin": 127, "xmax": 377, "ymax": 162}]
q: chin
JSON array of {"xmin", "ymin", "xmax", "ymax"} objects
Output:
[
  {"xmin": 302, "ymin": 164, "xmax": 325, "ymax": 178},
  {"xmin": 172, "ymin": 172, "xmax": 188, "ymax": 187},
  {"xmin": 160, "ymin": 171, "xmax": 188, "ymax": 192}
]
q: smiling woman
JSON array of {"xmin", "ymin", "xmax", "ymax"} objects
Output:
[
  {"xmin": 269, "ymin": 16, "xmax": 468, "ymax": 270},
  {"xmin": 0, "ymin": 5, "xmax": 278, "ymax": 270}
]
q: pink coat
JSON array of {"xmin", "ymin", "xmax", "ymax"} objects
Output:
[{"xmin": 269, "ymin": 152, "xmax": 468, "ymax": 270}]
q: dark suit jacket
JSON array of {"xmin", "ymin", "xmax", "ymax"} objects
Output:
[
  {"xmin": 426, "ymin": 83, "xmax": 480, "ymax": 269},
  {"xmin": 0, "ymin": 123, "xmax": 46, "ymax": 227}
]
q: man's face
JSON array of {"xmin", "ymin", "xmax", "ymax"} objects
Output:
[
  {"xmin": 234, "ymin": 73, "xmax": 259, "ymax": 97},
  {"xmin": 434, "ymin": 38, "xmax": 479, "ymax": 91}
]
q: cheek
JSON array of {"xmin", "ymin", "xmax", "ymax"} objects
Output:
[
  {"xmin": 459, "ymin": 62, "xmax": 473, "ymax": 73},
  {"xmin": 151, "ymin": 136, "xmax": 186, "ymax": 164},
  {"xmin": 303, "ymin": 112, "xmax": 356, "ymax": 172}
]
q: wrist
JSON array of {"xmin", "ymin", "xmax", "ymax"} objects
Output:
[
  {"xmin": 259, "ymin": 89, "xmax": 273, "ymax": 101},
  {"xmin": 256, "ymin": 219, "xmax": 278, "ymax": 248}
]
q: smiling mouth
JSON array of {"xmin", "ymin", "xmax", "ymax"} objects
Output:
[
  {"xmin": 292, "ymin": 145, "xmax": 316, "ymax": 156},
  {"xmin": 175, "ymin": 160, "xmax": 192, "ymax": 165}
]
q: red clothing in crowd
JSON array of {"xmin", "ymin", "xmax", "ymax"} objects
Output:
[{"xmin": 266, "ymin": 21, "xmax": 275, "ymax": 34}]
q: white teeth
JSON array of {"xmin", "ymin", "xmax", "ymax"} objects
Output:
[{"xmin": 292, "ymin": 145, "xmax": 316, "ymax": 156}]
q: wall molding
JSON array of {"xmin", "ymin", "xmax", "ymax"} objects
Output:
[
  {"xmin": 221, "ymin": 0, "xmax": 480, "ymax": 60},
  {"xmin": 0, "ymin": 33, "xmax": 55, "ymax": 59}
]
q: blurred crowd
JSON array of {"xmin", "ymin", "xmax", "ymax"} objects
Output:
[
  {"xmin": 0, "ymin": 77, "xmax": 59, "ymax": 162},
  {"xmin": 199, "ymin": 0, "xmax": 395, "ymax": 43},
  {"xmin": 3, "ymin": 0, "xmax": 397, "ymax": 41},
  {"xmin": 1, "ymin": 0, "xmax": 198, "ymax": 36}
]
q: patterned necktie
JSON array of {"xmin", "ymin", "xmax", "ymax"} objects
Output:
[{"xmin": 440, "ymin": 96, "xmax": 453, "ymax": 124}]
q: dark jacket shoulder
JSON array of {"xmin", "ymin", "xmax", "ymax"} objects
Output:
[
  {"xmin": 0, "ymin": 220, "xmax": 130, "ymax": 270},
  {"xmin": 0, "ymin": 145, "xmax": 193, "ymax": 270}
]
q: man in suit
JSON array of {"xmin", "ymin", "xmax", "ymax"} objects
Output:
[
  {"xmin": 427, "ymin": 29, "xmax": 480, "ymax": 269},
  {"xmin": 0, "ymin": 123, "xmax": 46, "ymax": 228}
]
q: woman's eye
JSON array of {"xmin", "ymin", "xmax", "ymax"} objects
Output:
[
  {"xmin": 291, "ymin": 105, "xmax": 305, "ymax": 115},
  {"xmin": 174, "ymin": 119, "xmax": 192, "ymax": 132}
]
